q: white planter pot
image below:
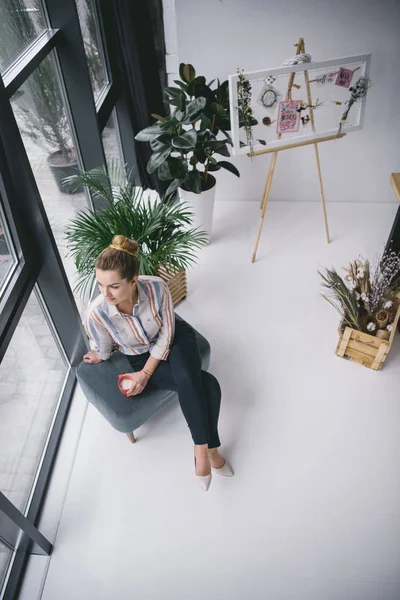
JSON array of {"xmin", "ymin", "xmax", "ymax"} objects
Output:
[{"xmin": 179, "ymin": 175, "xmax": 216, "ymax": 243}]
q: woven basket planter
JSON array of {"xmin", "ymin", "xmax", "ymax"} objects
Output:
[{"xmin": 157, "ymin": 265, "xmax": 187, "ymax": 306}]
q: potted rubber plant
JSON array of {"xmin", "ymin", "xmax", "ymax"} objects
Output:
[
  {"xmin": 135, "ymin": 63, "xmax": 247, "ymax": 240},
  {"xmin": 64, "ymin": 161, "xmax": 208, "ymax": 304}
]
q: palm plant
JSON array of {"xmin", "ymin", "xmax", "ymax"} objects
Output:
[{"xmin": 64, "ymin": 161, "xmax": 208, "ymax": 297}]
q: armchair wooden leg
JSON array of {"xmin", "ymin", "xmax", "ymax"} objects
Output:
[{"xmin": 126, "ymin": 432, "xmax": 136, "ymax": 444}]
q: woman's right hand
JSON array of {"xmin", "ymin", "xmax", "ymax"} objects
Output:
[
  {"xmin": 83, "ymin": 350, "xmax": 103, "ymax": 364},
  {"xmin": 119, "ymin": 371, "xmax": 150, "ymax": 397}
]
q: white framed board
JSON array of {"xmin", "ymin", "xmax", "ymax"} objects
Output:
[{"xmin": 228, "ymin": 53, "xmax": 371, "ymax": 156}]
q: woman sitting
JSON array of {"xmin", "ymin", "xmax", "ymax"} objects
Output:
[{"xmin": 78, "ymin": 235, "xmax": 233, "ymax": 491}]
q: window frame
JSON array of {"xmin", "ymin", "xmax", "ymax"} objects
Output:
[
  {"xmin": 0, "ymin": 0, "xmax": 133, "ymax": 596},
  {"xmin": 0, "ymin": 0, "xmax": 142, "ymax": 595}
]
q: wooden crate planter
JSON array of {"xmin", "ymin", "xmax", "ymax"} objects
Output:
[
  {"xmin": 157, "ymin": 265, "xmax": 187, "ymax": 306},
  {"xmin": 336, "ymin": 296, "xmax": 400, "ymax": 370}
]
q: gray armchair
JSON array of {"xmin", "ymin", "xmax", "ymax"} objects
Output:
[{"xmin": 76, "ymin": 315, "xmax": 210, "ymax": 443}]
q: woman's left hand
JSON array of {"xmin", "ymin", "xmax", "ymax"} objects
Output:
[{"xmin": 124, "ymin": 371, "xmax": 150, "ymax": 397}]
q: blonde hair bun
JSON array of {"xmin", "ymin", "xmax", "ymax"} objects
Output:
[{"xmin": 110, "ymin": 235, "xmax": 139, "ymax": 256}]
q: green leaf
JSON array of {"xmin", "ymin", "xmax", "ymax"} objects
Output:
[
  {"xmin": 172, "ymin": 129, "xmax": 197, "ymax": 149},
  {"xmin": 149, "ymin": 142, "xmax": 169, "ymax": 156},
  {"xmin": 216, "ymin": 145, "xmax": 231, "ymax": 157},
  {"xmin": 196, "ymin": 85, "xmax": 215, "ymax": 102},
  {"xmin": 182, "ymin": 97, "xmax": 207, "ymax": 124},
  {"xmin": 200, "ymin": 113, "xmax": 212, "ymax": 130},
  {"xmin": 147, "ymin": 146, "xmax": 172, "ymax": 174},
  {"xmin": 180, "ymin": 63, "xmax": 196, "ymax": 83},
  {"xmin": 217, "ymin": 80, "xmax": 229, "ymax": 104},
  {"xmin": 168, "ymin": 157, "xmax": 188, "ymax": 179},
  {"xmin": 165, "ymin": 178, "xmax": 182, "ymax": 196},
  {"xmin": 211, "ymin": 102, "xmax": 226, "ymax": 117},
  {"xmin": 173, "ymin": 80, "xmax": 188, "ymax": 92},
  {"xmin": 196, "ymin": 130, "xmax": 217, "ymax": 144},
  {"xmin": 164, "ymin": 86, "xmax": 186, "ymax": 109},
  {"xmin": 187, "ymin": 76, "xmax": 206, "ymax": 97},
  {"xmin": 135, "ymin": 124, "xmax": 165, "ymax": 142},
  {"xmin": 209, "ymin": 141, "xmax": 230, "ymax": 157},
  {"xmin": 151, "ymin": 113, "xmax": 165, "ymax": 122},
  {"xmin": 207, "ymin": 164, "xmax": 222, "ymax": 172},
  {"xmin": 222, "ymin": 130, "xmax": 233, "ymax": 146},
  {"xmin": 194, "ymin": 149, "xmax": 207, "ymax": 164},
  {"xmin": 164, "ymin": 86, "xmax": 185, "ymax": 99},
  {"xmin": 158, "ymin": 161, "xmax": 172, "ymax": 181},
  {"xmin": 218, "ymin": 117, "xmax": 232, "ymax": 131},
  {"xmin": 183, "ymin": 170, "xmax": 202, "ymax": 194},
  {"xmin": 172, "ymin": 109, "xmax": 184, "ymax": 121},
  {"xmin": 150, "ymin": 134, "xmax": 172, "ymax": 151},
  {"xmin": 217, "ymin": 161, "xmax": 240, "ymax": 177},
  {"xmin": 157, "ymin": 117, "xmax": 179, "ymax": 128}
]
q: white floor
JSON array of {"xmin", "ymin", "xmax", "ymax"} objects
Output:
[{"xmin": 21, "ymin": 201, "xmax": 400, "ymax": 600}]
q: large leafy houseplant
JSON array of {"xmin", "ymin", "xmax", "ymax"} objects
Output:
[
  {"xmin": 64, "ymin": 162, "xmax": 208, "ymax": 297},
  {"xmin": 135, "ymin": 63, "xmax": 243, "ymax": 196}
]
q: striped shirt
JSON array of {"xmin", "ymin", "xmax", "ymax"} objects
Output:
[{"xmin": 83, "ymin": 276, "xmax": 175, "ymax": 361}]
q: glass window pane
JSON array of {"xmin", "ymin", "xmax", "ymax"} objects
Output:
[
  {"xmin": 0, "ymin": 540, "xmax": 12, "ymax": 592},
  {"xmin": 0, "ymin": 288, "xmax": 67, "ymax": 515},
  {"xmin": 102, "ymin": 109, "xmax": 124, "ymax": 165},
  {"xmin": 76, "ymin": 0, "xmax": 109, "ymax": 102},
  {"xmin": 0, "ymin": 202, "xmax": 17, "ymax": 294},
  {"xmin": 0, "ymin": 0, "xmax": 47, "ymax": 74},
  {"xmin": 10, "ymin": 52, "xmax": 89, "ymax": 313}
]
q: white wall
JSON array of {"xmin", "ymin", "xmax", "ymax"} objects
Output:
[{"xmin": 163, "ymin": 0, "xmax": 400, "ymax": 203}]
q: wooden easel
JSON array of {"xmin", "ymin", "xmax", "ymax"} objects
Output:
[{"xmin": 250, "ymin": 38, "xmax": 346, "ymax": 263}]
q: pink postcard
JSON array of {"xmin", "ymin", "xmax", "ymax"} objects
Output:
[
  {"xmin": 335, "ymin": 67, "xmax": 354, "ymax": 88},
  {"xmin": 277, "ymin": 100, "xmax": 301, "ymax": 134}
]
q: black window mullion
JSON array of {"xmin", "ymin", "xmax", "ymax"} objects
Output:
[
  {"xmin": 0, "ymin": 3, "xmax": 114, "ymax": 598},
  {"xmin": 0, "ymin": 493, "xmax": 52, "ymax": 555},
  {"xmin": 25, "ymin": 368, "xmax": 77, "ymax": 524},
  {"xmin": 2, "ymin": 29, "xmax": 60, "ymax": 99},
  {"xmin": 0, "ymin": 1, "xmax": 164, "ymax": 597},
  {"xmin": 97, "ymin": 83, "xmax": 118, "ymax": 132},
  {"xmin": 45, "ymin": 0, "xmax": 107, "ymax": 210},
  {"xmin": 93, "ymin": 0, "xmax": 113, "ymax": 88},
  {"xmin": 115, "ymin": 96, "xmax": 140, "ymax": 184},
  {"xmin": 2, "ymin": 369, "xmax": 78, "ymax": 600},
  {"xmin": 0, "ymin": 155, "xmax": 37, "ymax": 350},
  {"xmin": 0, "ymin": 74, "xmax": 87, "ymax": 365},
  {"xmin": 97, "ymin": 0, "xmax": 139, "ymax": 181},
  {"xmin": 0, "ymin": 270, "xmax": 34, "ymax": 363}
]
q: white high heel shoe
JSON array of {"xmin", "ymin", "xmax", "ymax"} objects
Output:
[
  {"xmin": 194, "ymin": 454, "xmax": 212, "ymax": 492},
  {"xmin": 211, "ymin": 459, "xmax": 234, "ymax": 477}
]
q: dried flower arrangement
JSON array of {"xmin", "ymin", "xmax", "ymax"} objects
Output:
[
  {"xmin": 237, "ymin": 69, "xmax": 255, "ymax": 154},
  {"xmin": 338, "ymin": 75, "xmax": 372, "ymax": 133},
  {"xmin": 319, "ymin": 250, "xmax": 400, "ymax": 339}
]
